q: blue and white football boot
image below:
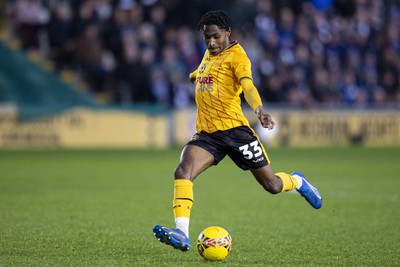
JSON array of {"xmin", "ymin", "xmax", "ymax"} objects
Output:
[
  {"xmin": 292, "ymin": 171, "xmax": 322, "ymax": 209},
  {"xmin": 153, "ymin": 225, "xmax": 190, "ymax": 252}
]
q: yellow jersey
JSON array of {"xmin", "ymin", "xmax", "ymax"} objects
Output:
[{"xmin": 191, "ymin": 41, "xmax": 253, "ymax": 133}]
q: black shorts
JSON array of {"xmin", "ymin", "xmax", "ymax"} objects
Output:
[{"xmin": 187, "ymin": 126, "xmax": 269, "ymax": 170}]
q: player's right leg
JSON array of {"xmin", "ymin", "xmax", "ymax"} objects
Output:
[
  {"xmin": 153, "ymin": 225, "xmax": 191, "ymax": 252},
  {"xmin": 152, "ymin": 177, "xmax": 193, "ymax": 252},
  {"xmin": 153, "ymin": 144, "xmax": 215, "ymax": 251}
]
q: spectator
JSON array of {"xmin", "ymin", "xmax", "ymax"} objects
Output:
[
  {"xmin": 340, "ymin": 69, "xmax": 362, "ymax": 105},
  {"xmin": 149, "ymin": 4, "xmax": 167, "ymax": 54},
  {"xmin": 5, "ymin": 0, "xmax": 400, "ymax": 107},
  {"xmin": 114, "ymin": 41, "xmax": 154, "ymax": 103},
  {"xmin": 47, "ymin": 1, "xmax": 76, "ymax": 70},
  {"xmin": 150, "ymin": 67, "xmax": 170, "ymax": 106},
  {"xmin": 13, "ymin": 0, "xmax": 49, "ymax": 50},
  {"xmin": 74, "ymin": 23, "xmax": 110, "ymax": 93},
  {"xmin": 103, "ymin": 6, "xmax": 132, "ymax": 61}
]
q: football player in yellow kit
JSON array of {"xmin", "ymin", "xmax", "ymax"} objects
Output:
[{"xmin": 153, "ymin": 10, "xmax": 322, "ymax": 252}]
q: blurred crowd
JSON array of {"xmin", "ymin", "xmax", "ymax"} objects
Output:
[{"xmin": 5, "ymin": 0, "xmax": 400, "ymax": 108}]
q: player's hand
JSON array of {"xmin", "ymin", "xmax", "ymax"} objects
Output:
[{"xmin": 256, "ymin": 106, "xmax": 275, "ymax": 130}]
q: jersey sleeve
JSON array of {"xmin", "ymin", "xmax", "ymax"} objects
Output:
[
  {"xmin": 231, "ymin": 48, "xmax": 252, "ymax": 81},
  {"xmin": 241, "ymin": 78, "xmax": 263, "ymax": 111}
]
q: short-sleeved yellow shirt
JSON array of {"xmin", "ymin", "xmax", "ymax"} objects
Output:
[{"xmin": 191, "ymin": 41, "xmax": 252, "ymax": 133}]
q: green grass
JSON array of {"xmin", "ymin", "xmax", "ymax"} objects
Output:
[{"xmin": 0, "ymin": 147, "xmax": 399, "ymax": 266}]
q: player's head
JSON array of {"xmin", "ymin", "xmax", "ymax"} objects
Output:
[
  {"xmin": 197, "ymin": 10, "xmax": 232, "ymax": 32},
  {"xmin": 197, "ymin": 10, "xmax": 232, "ymax": 55}
]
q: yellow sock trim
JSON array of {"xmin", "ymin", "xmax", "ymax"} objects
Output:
[
  {"xmin": 173, "ymin": 179, "xmax": 193, "ymax": 219},
  {"xmin": 276, "ymin": 172, "xmax": 298, "ymax": 192}
]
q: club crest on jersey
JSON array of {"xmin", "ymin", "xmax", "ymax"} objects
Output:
[{"xmin": 198, "ymin": 64, "xmax": 206, "ymax": 74}]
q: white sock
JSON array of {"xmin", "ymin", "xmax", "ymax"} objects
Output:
[
  {"xmin": 175, "ymin": 217, "xmax": 190, "ymax": 237},
  {"xmin": 292, "ymin": 174, "xmax": 303, "ymax": 189}
]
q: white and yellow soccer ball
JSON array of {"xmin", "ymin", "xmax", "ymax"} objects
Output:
[{"xmin": 197, "ymin": 226, "xmax": 232, "ymax": 261}]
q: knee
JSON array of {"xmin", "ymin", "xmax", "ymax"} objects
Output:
[
  {"xmin": 266, "ymin": 183, "xmax": 281, "ymax": 194},
  {"xmin": 174, "ymin": 164, "xmax": 190, "ymax": 180},
  {"xmin": 261, "ymin": 180, "xmax": 282, "ymax": 194}
]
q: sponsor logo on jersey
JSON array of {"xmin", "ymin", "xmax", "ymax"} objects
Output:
[
  {"xmin": 196, "ymin": 76, "xmax": 214, "ymax": 92},
  {"xmin": 196, "ymin": 76, "xmax": 213, "ymax": 84}
]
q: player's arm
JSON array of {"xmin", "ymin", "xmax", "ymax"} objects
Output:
[
  {"xmin": 240, "ymin": 77, "xmax": 275, "ymax": 130},
  {"xmin": 189, "ymin": 70, "xmax": 198, "ymax": 84}
]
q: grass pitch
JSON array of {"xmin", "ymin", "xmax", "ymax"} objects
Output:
[{"xmin": 0, "ymin": 147, "xmax": 399, "ymax": 266}]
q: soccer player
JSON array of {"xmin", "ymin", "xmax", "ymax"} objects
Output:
[{"xmin": 153, "ymin": 10, "xmax": 322, "ymax": 252}]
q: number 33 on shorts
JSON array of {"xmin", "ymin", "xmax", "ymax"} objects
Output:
[{"xmin": 239, "ymin": 140, "xmax": 263, "ymax": 160}]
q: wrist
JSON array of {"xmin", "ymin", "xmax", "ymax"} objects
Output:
[{"xmin": 255, "ymin": 106, "xmax": 263, "ymax": 116}]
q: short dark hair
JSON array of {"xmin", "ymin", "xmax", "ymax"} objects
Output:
[{"xmin": 196, "ymin": 10, "xmax": 232, "ymax": 31}]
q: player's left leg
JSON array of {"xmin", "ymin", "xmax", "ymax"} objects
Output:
[
  {"xmin": 225, "ymin": 126, "xmax": 299, "ymax": 194},
  {"xmin": 251, "ymin": 165, "xmax": 298, "ymax": 193},
  {"xmin": 292, "ymin": 171, "xmax": 322, "ymax": 209},
  {"xmin": 236, "ymin": 127, "xmax": 321, "ymax": 208},
  {"xmin": 251, "ymin": 166, "xmax": 322, "ymax": 209}
]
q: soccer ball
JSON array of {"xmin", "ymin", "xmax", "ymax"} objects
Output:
[{"xmin": 197, "ymin": 226, "xmax": 232, "ymax": 261}]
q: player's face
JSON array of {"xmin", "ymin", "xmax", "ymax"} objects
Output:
[{"xmin": 202, "ymin": 25, "xmax": 230, "ymax": 55}]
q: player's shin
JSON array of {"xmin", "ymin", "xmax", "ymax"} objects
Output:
[
  {"xmin": 275, "ymin": 172, "xmax": 299, "ymax": 192},
  {"xmin": 173, "ymin": 179, "xmax": 193, "ymax": 237}
]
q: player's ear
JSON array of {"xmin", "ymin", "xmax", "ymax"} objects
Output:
[{"xmin": 227, "ymin": 28, "xmax": 231, "ymax": 37}]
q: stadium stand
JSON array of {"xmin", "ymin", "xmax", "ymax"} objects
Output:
[
  {"xmin": 0, "ymin": 1, "xmax": 399, "ymax": 149},
  {"xmin": 0, "ymin": 42, "xmax": 100, "ymax": 120},
  {"xmin": 2, "ymin": 0, "xmax": 400, "ymax": 110}
]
